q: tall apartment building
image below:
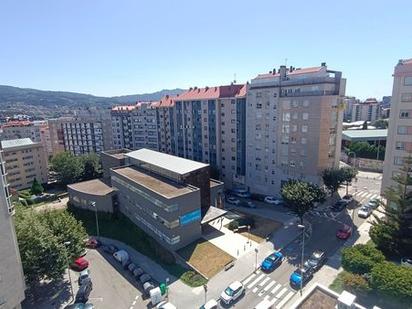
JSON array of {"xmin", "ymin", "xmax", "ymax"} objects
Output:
[
  {"xmin": 245, "ymin": 63, "xmax": 345, "ymax": 195},
  {"xmin": 349, "ymin": 98, "xmax": 380, "ymax": 123},
  {"xmin": 1, "ymin": 138, "xmax": 48, "ymax": 190},
  {"xmin": 152, "ymin": 95, "xmax": 176, "ymax": 154},
  {"xmin": 111, "ymin": 102, "xmax": 159, "ymax": 151},
  {"xmin": 0, "ymin": 120, "xmax": 41, "ymax": 142},
  {"xmin": 0, "ymin": 146, "xmax": 26, "ymax": 308},
  {"xmin": 173, "ymin": 85, "xmax": 247, "ymax": 188},
  {"xmin": 48, "ymin": 108, "xmax": 114, "ymax": 156},
  {"xmin": 382, "ymin": 58, "xmax": 412, "ymax": 192}
]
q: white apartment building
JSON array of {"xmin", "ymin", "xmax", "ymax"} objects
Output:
[
  {"xmin": 0, "ymin": 120, "xmax": 41, "ymax": 142},
  {"xmin": 349, "ymin": 98, "xmax": 380, "ymax": 123},
  {"xmin": 382, "ymin": 58, "xmax": 412, "ymax": 192},
  {"xmin": 245, "ymin": 63, "xmax": 345, "ymax": 196}
]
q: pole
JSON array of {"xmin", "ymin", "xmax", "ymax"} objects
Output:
[
  {"xmin": 300, "ymin": 226, "xmax": 305, "ymax": 296},
  {"xmin": 63, "ymin": 241, "xmax": 74, "ymax": 302},
  {"xmin": 203, "ymin": 284, "xmax": 208, "ymax": 304},
  {"xmin": 254, "ymin": 248, "xmax": 258, "ymax": 270},
  {"xmin": 91, "ymin": 202, "xmax": 100, "ymax": 238}
]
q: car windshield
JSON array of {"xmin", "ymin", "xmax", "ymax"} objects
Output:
[
  {"xmin": 294, "ymin": 269, "xmax": 303, "ymax": 275},
  {"xmin": 225, "ymin": 287, "xmax": 234, "ymax": 296},
  {"xmin": 360, "ymin": 206, "xmax": 369, "ymax": 211}
]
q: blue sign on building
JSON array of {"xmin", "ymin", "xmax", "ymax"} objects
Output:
[{"xmin": 180, "ymin": 209, "xmax": 201, "ymax": 226}]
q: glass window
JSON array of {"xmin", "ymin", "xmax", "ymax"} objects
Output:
[
  {"xmin": 401, "ymin": 93, "xmax": 412, "ymax": 102},
  {"xmin": 397, "ymin": 126, "xmax": 409, "ymax": 134},
  {"xmin": 301, "ymin": 125, "xmax": 308, "ymax": 133},
  {"xmin": 302, "ymin": 113, "xmax": 309, "ymax": 120},
  {"xmin": 395, "ymin": 142, "xmax": 405, "ymax": 150},
  {"xmin": 404, "ymin": 76, "xmax": 412, "ymax": 86},
  {"xmin": 301, "ymin": 137, "xmax": 307, "ymax": 144},
  {"xmin": 282, "ymin": 112, "xmax": 290, "ymax": 121},
  {"xmin": 400, "ymin": 110, "xmax": 411, "ymax": 118}
]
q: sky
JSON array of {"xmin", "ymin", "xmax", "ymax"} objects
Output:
[{"xmin": 0, "ymin": 0, "xmax": 411, "ymax": 100}]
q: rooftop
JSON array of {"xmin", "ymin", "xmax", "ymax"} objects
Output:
[
  {"xmin": 126, "ymin": 148, "xmax": 209, "ymax": 176},
  {"xmin": 67, "ymin": 179, "xmax": 116, "ymax": 196},
  {"xmin": 1, "ymin": 120, "xmax": 33, "ymax": 128},
  {"xmin": 342, "ymin": 129, "xmax": 387, "ymax": 141},
  {"xmin": 1, "ymin": 138, "xmax": 37, "ymax": 149},
  {"xmin": 175, "ymin": 84, "xmax": 245, "ymax": 101},
  {"xmin": 102, "ymin": 149, "xmax": 131, "ymax": 160},
  {"xmin": 112, "ymin": 166, "xmax": 197, "ymax": 198},
  {"xmin": 255, "ymin": 66, "xmax": 325, "ymax": 80}
]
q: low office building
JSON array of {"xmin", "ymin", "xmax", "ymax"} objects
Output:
[
  {"xmin": 1, "ymin": 138, "xmax": 48, "ymax": 190},
  {"xmin": 342, "ymin": 129, "xmax": 387, "ymax": 147}
]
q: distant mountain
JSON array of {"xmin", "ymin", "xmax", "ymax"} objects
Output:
[{"xmin": 0, "ymin": 85, "xmax": 185, "ymax": 108}]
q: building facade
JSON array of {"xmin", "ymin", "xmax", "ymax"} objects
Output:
[
  {"xmin": 349, "ymin": 98, "xmax": 380, "ymax": 123},
  {"xmin": 0, "ymin": 146, "xmax": 26, "ymax": 308},
  {"xmin": 245, "ymin": 64, "xmax": 345, "ymax": 195},
  {"xmin": 1, "ymin": 138, "xmax": 48, "ymax": 190},
  {"xmin": 382, "ymin": 58, "xmax": 412, "ymax": 192}
]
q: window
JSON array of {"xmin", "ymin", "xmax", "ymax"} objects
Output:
[
  {"xmin": 303, "ymin": 100, "xmax": 309, "ymax": 107},
  {"xmin": 292, "ymin": 124, "xmax": 298, "ymax": 132},
  {"xmin": 400, "ymin": 110, "xmax": 411, "ymax": 118},
  {"xmin": 404, "ymin": 76, "xmax": 412, "ymax": 86},
  {"xmin": 396, "ymin": 142, "xmax": 405, "ymax": 150},
  {"xmin": 301, "ymin": 137, "xmax": 307, "ymax": 144},
  {"xmin": 397, "ymin": 126, "xmax": 410, "ymax": 134},
  {"xmin": 394, "ymin": 156, "xmax": 404, "ymax": 166},
  {"xmin": 401, "ymin": 93, "xmax": 412, "ymax": 102},
  {"xmin": 282, "ymin": 112, "xmax": 290, "ymax": 121},
  {"xmin": 302, "ymin": 113, "xmax": 309, "ymax": 120},
  {"xmin": 301, "ymin": 125, "xmax": 308, "ymax": 133}
]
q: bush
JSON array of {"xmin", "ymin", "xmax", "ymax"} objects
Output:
[
  {"xmin": 228, "ymin": 221, "xmax": 239, "ymax": 230},
  {"xmin": 238, "ymin": 217, "xmax": 255, "ymax": 228},
  {"xmin": 180, "ymin": 270, "xmax": 207, "ymax": 287},
  {"xmin": 341, "ymin": 271, "xmax": 371, "ymax": 295},
  {"xmin": 370, "ymin": 262, "xmax": 412, "ymax": 300},
  {"xmin": 342, "ymin": 244, "xmax": 385, "ymax": 274}
]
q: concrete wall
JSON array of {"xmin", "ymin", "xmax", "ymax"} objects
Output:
[
  {"xmin": 100, "ymin": 151, "xmax": 126, "ymax": 183},
  {"xmin": 67, "ymin": 187, "xmax": 115, "ymax": 213}
]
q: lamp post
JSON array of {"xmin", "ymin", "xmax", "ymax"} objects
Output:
[
  {"xmin": 165, "ymin": 277, "xmax": 170, "ymax": 301},
  {"xmin": 90, "ymin": 201, "xmax": 100, "ymax": 239},
  {"xmin": 297, "ymin": 224, "xmax": 305, "ymax": 296},
  {"xmin": 203, "ymin": 284, "xmax": 208, "ymax": 304},
  {"xmin": 254, "ymin": 248, "xmax": 259, "ymax": 271},
  {"xmin": 63, "ymin": 241, "xmax": 74, "ymax": 302},
  {"xmin": 347, "ymin": 151, "xmax": 358, "ymax": 237}
]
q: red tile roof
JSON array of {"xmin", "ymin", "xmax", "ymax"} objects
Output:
[
  {"xmin": 176, "ymin": 84, "xmax": 246, "ymax": 101},
  {"xmin": 157, "ymin": 95, "xmax": 175, "ymax": 107},
  {"xmin": 255, "ymin": 66, "xmax": 324, "ymax": 79},
  {"xmin": 1, "ymin": 120, "xmax": 33, "ymax": 128},
  {"xmin": 112, "ymin": 105, "xmax": 136, "ymax": 111}
]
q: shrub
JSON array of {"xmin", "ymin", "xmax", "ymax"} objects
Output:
[
  {"xmin": 342, "ymin": 244, "xmax": 385, "ymax": 274},
  {"xmin": 370, "ymin": 262, "xmax": 412, "ymax": 300},
  {"xmin": 341, "ymin": 271, "xmax": 371, "ymax": 295},
  {"xmin": 180, "ymin": 270, "xmax": 207, "ymax": 287},
  {"xmin": 228, "ymin": 220, "xmax": 239, "ymax": 231}
]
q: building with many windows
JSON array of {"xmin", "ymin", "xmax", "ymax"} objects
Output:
[
  {"xmin": 0, "ymin": 138, "xmax": 48, "ymax": 190},
  {"xmin": 348, "ymin": 98, "xmax": 380, "ymax": 123},
  {"xmin": 382, "ymin": 58, "xmax": 412, "ymax": 192},
  {"xmin": 245, "ymin": 63, "xmax": 345, "ymax": 195},
  {"xmin": 0, "ymin": 144, "xmax": 26, "ymax": 308}
]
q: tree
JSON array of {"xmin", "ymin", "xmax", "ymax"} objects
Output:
[
  {"xmin": 321, "ymin": 168, "xmax": 343, "ymax": 195},
  {"xmin": 346, "ymin": 142, "xmax": 385, "ymax": 161},
  {"xmin": 14, "ymin": 210, "xmax": 67, "ymax": 285},
  {"xmin": 80, "ymin": 153, "xmax": 102, "ymax": 181},
  {"xmin": 341, "ymin": 244, "xmax": 385, "ymax": 275},
  {"xmin": 370, "ymin": 262, "xmax": 412, "ymax": 300},
  {"xmin": 50, "ymin": 152, "xmax": 83, "ymax": 185},
  {"xmin": 340, "ymin": 271, "xmax": 371, "ymax": 295},
  {"xmin": 281, "ymin": 180, "xmax": 326, "ymax": 224},
  {"xmin": 362, "ymin": 120, "xmax": 368, "ymax": 130},
  {"xmin": 373, "ymin": 119, "xmax": 389, "ymax": 129},
  {"xmin": 341, "ymin": 167, "xmax": 358, "ymax": 196},
  {"xmin": 370, "ymin": 157, "xmax": 412, "ymax": 256},
  {"xmin": 30, "ymin": 178, "xmax": 44, "ymax": 195}
]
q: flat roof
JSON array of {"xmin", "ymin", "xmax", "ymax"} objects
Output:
[
  {"xmin": 68, "ymin": 179, "xmax": 115, "ymax": 196},
  {"xmin": 1, "ymin": 138, "xmax": 37, "ymax": 149},
  {"xmin": 112, "ymin": 166, "xmax": 197, "ymax": 198},
  {"xmin": 125, "ymin": 148, "xmax": 209, "ymax": 176},
  {"xmin": 342, "ymin": 129, "xmax": 387, "ymax": 140},
  {"xmin": 102, "ymin": 149, "xmax": 131, "ymax": 160}
]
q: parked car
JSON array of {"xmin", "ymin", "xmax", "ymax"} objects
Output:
[
  {"xmin": 220, "ymin": 281, "xmax": 244, "ymax": 305},
  {"xmin": 341, "ymin": 194, "xmax": 354, "ymax": 204},
  {"xmin": 78, "ymin": 269, "xmax": 90, "ymax": 286},
  {"xmin": 70, "ymin": 257, "xmax": 89, "ymax": 271},
  {"xmin": 156, "ymin": 301, "xmax": 177, "ymax": 309},
  {"xmin": 85, "ymin": 237, "xmax": 100, "ymax": 249},
  {"xmin": 139, "ymin": 273, "xmax": 151, "ymax": 284},
  {"xmin": 264, "ymin": 196, "xmax": 283, "ymax": 205},
  {"xmin": 64, "ymin": 304, "xmax": 94, "ymax": 309},
  {"xmin": 75, "ymin": 278, "xmax": 93, "ymax": 303},
  {"xmin": 357, "ymin": 205, "xmax": 372, "ymax": 218},
  {"xmin": 79, "ymin": 249, "xmax": 88, "ymax": 257},
  {"xmin": 226, "ymin": 196, "xmax": 240, "ymax": 205},
  {"xmin": 133, "ymin": 267, "xmax": 144, "ymax": 278},
  {"xmin": 289, "ymin": 266, "xmax": 313, "ymax": 288},
  {"xmin": 332, "ymin": 200, "xmax": 348, "ymax": 212},
  {"xmin": 261, "ymin": 251, "xmax": 283, "ymax": 272},
  {"xmin": 401, "ymin": 257, "xmax": 412, "ymax": 268},
  {"xmin": 128, "ymin": 263, "xmax": 137, "ymax": 272},
  {"xmin": 113, "ymin": 250, "xmax": 130, "ymax": 267},
  {"xmin": 102, "ymin": 244, "xmax": 118, "ymax": 254},
  {"xmin": 336, "ymin": 224, "xmax": 352, "ymax": 240},
  {"xmin": 200, "ymin": 299, "xmax": 218, "ymax": 309},
  {"xmin": 304, "ymin": 250, "xmax": 327, "ymax": 271},
  {"xmin": 241, "ymin": 201, "xmax": 256, "ymax": 208},
  {"xmin": 367, "ymin": 198, "xmax": 380, "ymax": 209},
  {"xmin": 143, "ymin": 281, "xmax": 155, "ymax": 297},
  {"xmin": 231, "ymin": 188, "xmax": 251, "ymax": 198}
]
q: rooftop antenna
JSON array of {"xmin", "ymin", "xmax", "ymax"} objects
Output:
[
  {"xmin": 233, "ymin": 73, "xmax": 237, "ymax": 84},
  {"xmin": 285, "ymin": 58, "xmax": 288, "ymax": 67}
]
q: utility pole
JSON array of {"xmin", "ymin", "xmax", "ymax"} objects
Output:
[
  {"xmin": 90, "ymin": 201, "xmax": 100, "ymax": 239},
  {"xmin": 63, "ymin": 241, "xmax": 74, "ymax": 302},
  {"xmin": 297, "ymin": 225, "xmax": 305, "ymax": 297},
  {"xmin": 254, "ymin": 248, "xmax": 259, "ymax": 271}
]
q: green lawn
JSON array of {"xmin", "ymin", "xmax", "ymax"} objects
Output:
[{"xmin": 68, "ymin": 206, "xmax": 207, "ymax": 287}]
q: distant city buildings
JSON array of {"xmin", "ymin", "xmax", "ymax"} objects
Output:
[
  {"xmin": 343, "ymin": 97, "xmax": 381, "ymax": 122},
  {"xmin": 0, "ymin": 138, "xmax": 48, "ymax": 190},
  {"xmin": 382, "ymin": 58, "xmax": 412, "ymax": 192}
]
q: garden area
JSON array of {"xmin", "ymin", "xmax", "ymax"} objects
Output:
[{"xmin": 68, "ymin": 205, "xmax": 207, "ymax": 287}]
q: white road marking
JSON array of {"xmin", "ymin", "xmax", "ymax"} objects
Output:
[
  {"xmin": 132, "ymin": 300, "xmax": 136, "ymax": 305},
  {"xmin": 135, "ymin": 295, "xmax": 139, "ymax": 300},
  {"xmin": 243, "ymin": 273, "xmax": 256, "ymax": 285},
  {"xmin": 258, "ymin": 289, "xmax": 266, "ymax": 297},
  {"xmin": 276, "ymin": 291, "xmax": 295, "ymax": 308},
  {"xmin": 258, "ymin": 277, "xmax": 271, "ymax": 287},
  {"xmin": 247, "ymin": 273, "xmax": 265, "ymax": 289},
  {"xmin": 271, "ymin": 283, "xmax": 281, "ymax": 294},
  {"xmin": 275, "ymin": 287, "xmax": 288, "ymax": 298},
  {"xmin": 264, "ymin": 280, "xmax": 276, "ymax": 291},
  {"xmin": 253, "ymin": 287, "xmax": 259, "ymax": 293}
]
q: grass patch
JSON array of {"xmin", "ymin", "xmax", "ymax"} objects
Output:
[
  {"xmin": 329, "ymin": 272, "xmax": 345, "ymax": 293},
  {"xmin": 68, "ymin": 206, "xmax": 207, "ymax": 287},
  {"xmin": 177, "ymin": 238, "xmax": 234, "ymax": 278}
]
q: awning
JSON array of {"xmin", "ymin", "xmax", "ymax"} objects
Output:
[{"xmin": 201, "ymin": 206, "xmax": 227, "ymax": 224}]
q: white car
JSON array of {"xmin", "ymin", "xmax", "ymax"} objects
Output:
[
  {"xmin": 156, "ymin": 301, "xmax": 177, "ymax": 309},
  {"xmin": 357, "ymin": 205, "xmax": 372, "ymax": 218},
  {"xmin": 220, "ymin": 281, "xmax": 244, "ymax": 305},
  {"xmin": 200, "ymin": 299, "xmax": 218, "ymax": 309},
  {"xmin": 264, "ymin": 196, "xmax": 283, "ymax": 205},
  {"xmin": 401, "ymin": 257, "xmax": 412, "ymax": 268},
  {"xmin": 226, "ymin": 197, "xmax": 240, "ymax": 205},
  {"xmin": 367, "ymin": 198, "xmax": 380, "ymax": 209}
]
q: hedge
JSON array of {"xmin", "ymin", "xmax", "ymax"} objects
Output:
[
  {"xmin": 371, "ymin": 262, "xmax": 412, "ymax": 300},
  {"xmin": 342, "ymin": 244, "xmax": 385, "ymax": 274}
]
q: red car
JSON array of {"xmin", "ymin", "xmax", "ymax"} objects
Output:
[
  {"xmin": 70, "ymin": 257, "xmax": 89, "ymax": 271},
  {"xmin": 336, "ymin": 225, "xmax": 352, "ymax": 240},
  {"xmin": 85, "ymin": 237, "xmax": 100, "ymax": 249}
]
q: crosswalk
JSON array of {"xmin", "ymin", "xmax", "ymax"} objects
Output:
[
  {"xmin": 353, "ymin": 190, "xmax": 380, "ymax": 202},
  {"xmin": 242, "ymin": 271, "xmax": 296, "ymax": 308}
]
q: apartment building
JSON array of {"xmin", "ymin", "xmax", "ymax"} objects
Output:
[
  {"xmin": 48, "ymin": 108, "xmax": 114, "ymax": 156},
  {"xmin": 152, "ymin": 95, "xmax": 176, "ymax": 154},
  {"xmin": 111, "ymin": 102, "xmax": 159, "ymax": 151},
  {"xmin": 0, "ymin": 120, "xmax": 41, "ymax": 142},
  {"xmin": 173, "ymin": 84, "xmax": 247, "ymax": 188},
  {"xmin": 349, "ymin": 98, "xmax": 380, "ymax": 122},
  {"xmin": 382, "ymin": 58, "xmax": 412, "ymax": 192},
  {"xmin": 1, "ymin": 138, "xmax": 48, "ymax": 190},
  {"xmin": 0, "ymin": 145, "xmax": 26, "ymax": 308},
  {"xmin": 245, "ymin": 63, "xmax": 345, "ymax": 196}
]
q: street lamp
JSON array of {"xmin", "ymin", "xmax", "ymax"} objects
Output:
[
  {"xmin": 90, "ymin": 201, "xmax": 100, "ymax": 239},
  {"xmin": 347, "ymin": 151, "xmax": 358, "ymax": 238},
  {"xmin": 203, "ymin": 284, "xmax": 208, "ymax": 304},
  {"xmin": 165, "ymin": 277, "xmax": 170, "ymax": 301},
  {"xmin": 63, "ymin": 241, "xmax": 74, "ymax": 302},
  {"xmin": 297, "ymin": 224, "xmax": 305, "ymax": 296},
  {"xmin": 254, "ymin": 248, "xmax": 259, "ymax": 271}
]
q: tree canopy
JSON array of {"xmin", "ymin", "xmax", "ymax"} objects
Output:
[
  {"xmin": 281, "ymin": 180, "xmax": 325, "ymax": 224},
  {"xmin": 30, "ymin": 178, "xmax": 44, "ymax": 195},
  {"xmin": 346, "ymin": 142, "xmax": 385, "ymax": 161},
  {"xmin": 322, "ymin": 167, "xmax": 358, "ymax": 195}
]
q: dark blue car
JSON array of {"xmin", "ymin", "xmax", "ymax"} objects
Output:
[
  {"xmin": 261, "ymin": 252, "xmax": 283, "ymax": 272},
  {"xmin": 290, "ymin": 266, "xmax": 313, "ymax": 289}
]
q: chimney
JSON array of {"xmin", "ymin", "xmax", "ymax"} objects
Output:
[
  {"xmin": 279, "ymin": 65, "xmax": 287, "ymax": 80},
  {"xmin": 321, "ymin": 62, "xmax": 326, "ymax": 67}
]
